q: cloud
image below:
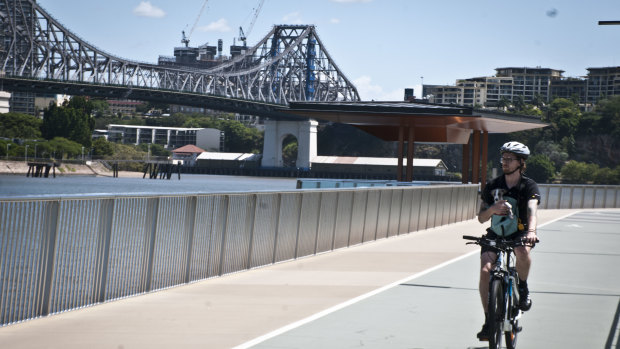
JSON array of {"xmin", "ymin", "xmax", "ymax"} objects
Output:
[
  {"xmin": 133, "ymin": 1, "xmax": 165, "ymax": 18},
  {"xmin": 330, "ymin": 18, "xmax": 341, "ymax": 24},
  {"xmin": 198, "ymin": 18, "xmax": 231, "ymax": 32},
  {"xmin": 282, "ymin": 11, "xmax": 304, "ymax": 24},
  {"xmin": 330, "ymin": 0, "xmax": 372, "ymax": 3},
  {"xmin": 353, "ymin": 76, "xmax": 404, "ymax": 101}
]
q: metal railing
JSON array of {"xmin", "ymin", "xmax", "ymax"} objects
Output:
[
  {"xmin": 0, "ymin": 185, "xmax": 478, "ymax": 326},
  {"xmin": 538, "ymin": 184, "xmax": 620, "ymax": 209}
]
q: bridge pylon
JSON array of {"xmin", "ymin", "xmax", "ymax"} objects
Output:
[{"xmin": 262, "ymin": 120, "xmax": 317, "ymax": 169}]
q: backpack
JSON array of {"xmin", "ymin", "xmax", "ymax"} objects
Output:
[{"xmin": 490, "ymin": 195, "xmax": 519, "ymax": 237}]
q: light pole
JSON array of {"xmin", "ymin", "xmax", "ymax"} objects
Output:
[
  {"xmin": 5, "ymin": 143, "xmax": 9, "ymax": 160},
  {"xmin": 25, "ymin": 145, "xmax": 29, "ymax": 163}
]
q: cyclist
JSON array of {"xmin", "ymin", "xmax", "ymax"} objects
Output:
[{"xmin": 475, "ymin": 141, "xmax": 541, "ymax": 341}]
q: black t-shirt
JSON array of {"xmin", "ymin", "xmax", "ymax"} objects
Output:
[{"xmin": 482, "ymin": 175, "xmax": 541, "ymax": 232}]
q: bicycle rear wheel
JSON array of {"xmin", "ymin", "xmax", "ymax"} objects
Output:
[{"xmin": 488, "ymin": 279, "xmax": 504, "ymax": 349}]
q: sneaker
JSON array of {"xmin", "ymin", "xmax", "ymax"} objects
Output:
[
  {"xmin": 477, "ymin": 322, "xmax": 490, "ymax": 341},
  {"xmin": 518, "ymin": 284, "xmax": 532, "ymax": 311}
]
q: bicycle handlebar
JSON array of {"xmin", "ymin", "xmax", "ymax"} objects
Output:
[{"xmin": 462, "ymin": 235, "xmax": 539, "ymax": 249}]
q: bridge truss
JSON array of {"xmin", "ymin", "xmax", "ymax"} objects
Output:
[{"xmin": 0, "ymin": 0, "xmax": 360, "ymax": 105}]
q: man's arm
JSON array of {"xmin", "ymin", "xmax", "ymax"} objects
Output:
[
  {"xmin": 524, "ymin": 199, "xmax": 538, "ymax": 244},
  {"xmin": 478, "ymin": 199, "xmax": 509, "ymax": 223}
]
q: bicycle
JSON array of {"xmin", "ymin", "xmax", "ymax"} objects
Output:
[{"xmin": 463, "ymin": 235, "xmax": 537, "ymax": 349}]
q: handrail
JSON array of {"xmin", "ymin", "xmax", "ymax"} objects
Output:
[{"xmin": 0, "ymin": 184, "xmax": 478, "ymax": 326}]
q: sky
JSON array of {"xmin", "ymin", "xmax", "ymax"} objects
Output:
[{"xmin": 37, "ymin": 0, "xmax": 620, "ymax": 101}]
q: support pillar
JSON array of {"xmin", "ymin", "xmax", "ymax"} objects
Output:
[
  {"xmin": 472, "ymin": 131, "xmax": 481, "ymax": 184},
  {"xmin": 397, "ymin": 126, "xmax": 404, "ymax": 181},
  {"xmin": 406, "ymin": 126, "xmax": 415, "ymax": 182},
  {"xmin": 462, "ymin": 137, "xmax": 470, "ymax": 184},
  {"xmin": 481, "ymin": 131, "xmax": 488, "ymax": 189}
]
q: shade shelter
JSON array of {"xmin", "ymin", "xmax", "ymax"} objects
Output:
[{"xmin": 283, "ymin": 101, "xmax": 547, "ymax": 186}]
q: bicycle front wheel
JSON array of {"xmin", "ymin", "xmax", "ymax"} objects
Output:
[{"xmin": 488, "ymin": 278, "xmax": 504, "ymax": 349}]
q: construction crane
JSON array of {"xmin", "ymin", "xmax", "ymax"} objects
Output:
[
  {"xmin": 239, "ymin": 0, "xmax": 265, "ymax": 47},
  {"xmin": 182, "ymin": 0, "xmax": 210, "ymax": 47}
]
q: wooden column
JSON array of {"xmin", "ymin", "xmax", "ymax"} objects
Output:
[
  {"xmin": 472, "ymin": 131, "xmax": 481, "ymax": 184},
  {"xmin": 462, "ymin": 137, "xmax": 470, "ymax": 184},
  {"xmin": 397, "ymin": 125, "xmax": 404, "ymax": 181},
  {"xmin": 481, "ymin": 131, "xmax": 489, "ymax": 189},
  {"xmin": 406, "ymin": 126, "xmax": 415, "ymax": 182}
]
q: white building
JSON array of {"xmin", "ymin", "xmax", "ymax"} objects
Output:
[
  {"xmin": 0, "ymin": 91, "xmax": 10, "ymax": 114},
  {"xmin": 106, "ymin": 124, "xmax": 223, "ymax": 151}
]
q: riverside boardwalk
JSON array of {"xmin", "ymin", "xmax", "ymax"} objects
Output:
[{"xmin": 1, "ymin": 209, "xmax": 619, "ymax": 348}]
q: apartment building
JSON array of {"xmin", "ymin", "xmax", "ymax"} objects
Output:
[
  {"xmin": 424, "ymin": 66, "xmax": 620, "ymax": 109},
  {"xmin": 496, "ymin": 67, "xmax": 564, "ymax": 103},
  {"xmin": 586, "ymin": 67, "xmax": 620, "ymax": 105}
]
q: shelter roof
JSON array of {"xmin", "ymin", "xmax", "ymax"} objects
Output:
[
  {"xmin": 172, "ymin": 144, "xmax": 206, "ymax": 154},
  {"xmin": 284, "ymin": 101, "xmax": 547, "ymax": 144},
  {"xmin": 197, "ymin": 152, "xmax": 260, "ymax": 161}
]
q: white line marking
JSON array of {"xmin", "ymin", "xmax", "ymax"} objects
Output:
[{"xmin": 232, "ymin": 212, "xmax": 578, "ymax": 349}]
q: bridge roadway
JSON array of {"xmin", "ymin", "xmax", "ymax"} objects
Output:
[{"xmin": 1, "ymin": 209, "xmax": 619, "ymax": 348}]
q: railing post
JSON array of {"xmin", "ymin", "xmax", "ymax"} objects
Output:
[
  {"xmin": 95, "ymin": 199, "xmax": 115, "ymax": 303},
  {"xmin": 271, "ymin": 193, "xmax": 282, "ymax": 264},
  {"xmin": 40, "ymin": 200, "xmax": 60, "ymax": 317},
  {"xmin": 217, "ymin": 196, "xmax": 230, "ymax": 276},
  {"xmin": 245, "ymin": 194, "xmax": 258, "ymax": 269},
  {"xmin": 144, "ymin": 197, "xmax": 160, "ymax": 292},
  {"xmin": 184, "ymin": 196, "xmax": 198, "ymax": 283}
]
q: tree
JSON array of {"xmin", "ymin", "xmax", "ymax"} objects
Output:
[
  {"xmin": 137, "ymin": 143, "xmax": 170, "ymax": 157},
  {"xmin": 219, "ymin": 120, "xmax": 263, "ymax": 153},
  {"xmin": 545, "ymin": 98, "xmax": 581, "ymax": 154},
  {"xmin": 41, "ymin": 97, "xmax": 95, "ymax": 147},
  {"xmin": 92, "ymin": 137, "xmax": 115, "ymax": 157},
  {"xmin": 593, "ymin": 167, "xmax": 619, "ymax": 185},
  {"xmin": 46, "ymin": 137, "xmax": 84, "ymax": 159},
  {"xmin": 282, "ymin": 135, "xmax": 298, "ymax": 167},
  {"xmin": 533, "ymin": 141, "xmax": 568, "ymax": 171},
  {"xmin": 0, "ymin": 112, "xmax": 42, "ymax": 139},
  {"xmin": 525, "ymin": 154, "xmax": 555, "ymax": 183},
  {"xmin": 560, "ymin": 160, "xmax": 598, "ymax": 184}
]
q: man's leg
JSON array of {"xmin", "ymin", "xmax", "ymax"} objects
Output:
[
  {"xmin": 479, "ymin": 251, "xmax": 496, "ymax": 313},
  {"xmin": 515, "ymin": 245, "xmax": 532, "ymax": 279},
  {"xmin": 515, "ymin": 245, "xmax": 532, "ymax": 310},
  {"xmin": 478, "ymin": 251, "xmax": 496, "ymax": 340}
]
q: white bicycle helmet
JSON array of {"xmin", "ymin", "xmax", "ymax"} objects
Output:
[{"xmin": 500, "ymin": 141, "xmax": 530, "ymax": 159}]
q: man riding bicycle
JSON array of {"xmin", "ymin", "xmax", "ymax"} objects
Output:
[{"xmin": 476, "ymin": 141, "xmax": 541, "ymax": 341}]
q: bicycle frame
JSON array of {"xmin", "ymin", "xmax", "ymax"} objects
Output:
[{"xmin": 489, "ymin": 240, "xmax": 521, "ymax": 331}]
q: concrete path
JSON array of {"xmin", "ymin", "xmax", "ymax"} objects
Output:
[{"xmin": 0, "ymin": 209, "xmax": 616, "ymax": 348}]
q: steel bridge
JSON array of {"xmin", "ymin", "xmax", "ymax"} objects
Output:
[{"xmin": 0, "ymin": 0, "xmax": 360, "ymax": 116}]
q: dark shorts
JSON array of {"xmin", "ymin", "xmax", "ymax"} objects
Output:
[{"xmin": 480, "ymin": 228, "xmax": 534, "ymax": 254}]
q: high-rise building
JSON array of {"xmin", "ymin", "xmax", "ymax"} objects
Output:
[
  {"xmin": 421, "ymin": 66, "xmax": 620, "ymax": 109},
  {"xmin": 586, "ymin": 67, "xmax": 620, "ymax": 105},
  {"xmin": 495, "ymin": 67, "xmax": 564, "ymax": 103}
]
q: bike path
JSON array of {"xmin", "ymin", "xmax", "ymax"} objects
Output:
[
  {"xmin": 245, "ymin": 210, "xmax": 620, "ymax": 348},
  {"xmin": 1, "ymin": 210, "xmax": 617, "ymax": 349}
]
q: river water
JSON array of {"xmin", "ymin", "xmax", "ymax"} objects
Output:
[{"xmin": 0, "ymin": 174, "xmax": 300, "ymax": 198}]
